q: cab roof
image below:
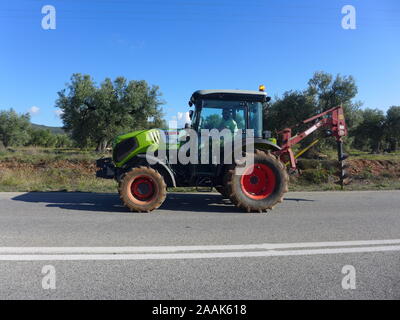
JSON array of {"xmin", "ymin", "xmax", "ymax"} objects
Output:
[{"xmin": 190, "ymin": 89, "xmax": 268, "ymax": 103}]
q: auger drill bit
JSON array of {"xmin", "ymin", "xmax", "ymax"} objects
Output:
[{"xmin": 337, "ymin": 140, "xmax": 350, "ymax": 189}]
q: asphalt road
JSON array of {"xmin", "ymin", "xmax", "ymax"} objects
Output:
[{"xmin": 0, "ymin": 190, "xmax": 399, "ymax": 299}]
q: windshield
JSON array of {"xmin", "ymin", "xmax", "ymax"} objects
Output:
[
  {"xmin": 197, "ymin": 100, "xmax": 245, "ymax": 134},
  {"xmin": 193, "ymin": 99, "xmax": 263, "ymax": 137}
]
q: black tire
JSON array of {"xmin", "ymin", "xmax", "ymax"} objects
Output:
[
  {"xmin": 118, "ymin": 166, "xmax": 167, "ymax": 212},
  {"xmin": 225, "ymin": 150, "xmax": 289, "ymax": 212}
]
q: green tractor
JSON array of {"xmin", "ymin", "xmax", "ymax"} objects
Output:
[{"xmin": 96, "ymin": 87, "xmax": 291, "ymax": 213}]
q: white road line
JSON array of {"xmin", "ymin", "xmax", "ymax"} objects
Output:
[
  {"xmin": 0, "ymin": 245, "xmax": 399, "ymax": 261},
  {"xmin": 0, "ymin": 239, "xmax": 400, "ymax": 254}
]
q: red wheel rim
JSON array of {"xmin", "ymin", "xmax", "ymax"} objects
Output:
[
  {"xmin": 130, "ymin": 175, "xmax": 156, "ymax": 203},
  {"xmin": 240, "ymin": 163, "xmax": 276, "ymax": 200}
]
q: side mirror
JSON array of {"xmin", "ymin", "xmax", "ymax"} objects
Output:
[
  {"xmin": 189, "ymin": 110, "xmax": 194, "ymax": 120},
  {"xmin": 265, "ymin": 97, "xmax": 271, "ymax": 102}
]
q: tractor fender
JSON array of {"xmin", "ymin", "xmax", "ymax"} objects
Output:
[
  {"xmin": 123, "ymin": 154, "xmax": 176, "ymax": 187},
  {"xmin": 253, "ymin": 138, "xmax": 281, "ymax": 151},
  {"xmin": 215, "ymin": 138, "xmax": 282, "ymax": 179},
  {"xmin": 223, "ymin": 138, "xmax": 281, "ymax": 165}
]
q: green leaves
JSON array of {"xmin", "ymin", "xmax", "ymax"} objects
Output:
[
  {"xmin": 353, "ymin": 107, "xmax": 400, "ymax": 153},
  {"xmin": 26, "ymin": 128, "xmax": 72, "ymax": 148},
  {"xmin": 55, "ymin": 74, "xmax": 165, "ymax": 151},
  {"xmin": 265, "ymin": 71, "xmax": 399, "ymax": 155},
  {"xmin": 0, "ymin": 109, "xmax": 72, "ymax": 148},
  {"xmin": 0, "ymin": 109, "xmax": 31, "ymax": 147},
  {"xmin": 265, "ymin": 71, "xmax": 362, "ymax": 155},
  {"xmin": 266, "ymin": 71, "xmax": 360, "ymax": 133},
  {"xmin": 385, "ymin": 106, "xmax": 400, "ymax": 152}
]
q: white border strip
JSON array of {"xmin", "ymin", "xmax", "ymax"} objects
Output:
[
  {"xmin": 1, "ymin": 239, "xmax": 400, "ymax": 254},
  {"xmin": 0, "ymin": 245, "xmax": 400, "ymax": 261}
]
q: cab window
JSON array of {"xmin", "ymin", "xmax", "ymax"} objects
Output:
[{"xmin": 197, "ymin": 100, "xmax": 246, "ymax": 133}]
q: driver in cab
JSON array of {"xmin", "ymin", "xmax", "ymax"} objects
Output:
[{"xmin": 219, "ymin": 108, "xmax": 238, "ymax": 134}]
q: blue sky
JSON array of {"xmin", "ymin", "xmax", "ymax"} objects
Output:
[{"xmin": 1, "ymin": 0, "xmax": 399, "ymax": 127}]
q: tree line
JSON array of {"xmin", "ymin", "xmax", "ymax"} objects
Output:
[
  {"xmin": 265, "ymin": 71, "xmax": 400, "ymax": 154},
  {"xmin": 0, "ymin": 109, "xmax": 72, "ymax": 149},
  {"xmin": 0, "ymin": 74, "xmax": 165, "ymax": 151},
  {"xmin": 0, "ymin": 72, "xmax": 399, "ymax": 154}
]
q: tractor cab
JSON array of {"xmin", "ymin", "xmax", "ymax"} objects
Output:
[
  {"xmin": 171, "ymin": 88, "xmax": 273, "ymax": 189},
  {"xmin": 188, "ymin": 89, "xmax": 271, "ymax": 138}
]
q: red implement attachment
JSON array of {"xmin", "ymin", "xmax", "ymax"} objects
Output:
[{"xmin": 273, "ymin": 105, "xmax": 350, "ymax": 188}]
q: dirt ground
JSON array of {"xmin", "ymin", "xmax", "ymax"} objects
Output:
[{"xmin": 348, "ymin": 159, "xmax": 400, "ymax": 176}]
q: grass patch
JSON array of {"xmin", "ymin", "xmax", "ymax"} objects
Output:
[
  {"xmin": 0, "ymin": 147, "xmax": 110, "ymax": 164},
  {"xmin": 0, "ymin": 167, "xmax": 116, "ymax": 192},
  {"xmin": 322, "ymin": 148, "xmax": 400, "ymax": 161},
  {"xmin": 299, "ymin": 168, "xmax": 330, "ymax": 184}
]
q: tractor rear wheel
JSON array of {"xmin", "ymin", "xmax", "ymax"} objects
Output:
[
  {"xmin": 118, "ymin": 166, "xmax": 167, "ymax": 212},
  {"xmin": 225, "ymin": 150, "xmax": 289, "ymax": 212}
]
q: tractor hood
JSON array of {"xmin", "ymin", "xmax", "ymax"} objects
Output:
[
  {"xmin": 113, "ymin": 129, "xmax": 162, "ymax": 167},
  {"xmin": 113, "ymin": 129, "xmax": 184, "ymax": 167}
]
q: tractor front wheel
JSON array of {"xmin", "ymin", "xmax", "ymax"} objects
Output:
[
  {"xmin": 225, "ymin": 150, "xmax": 288, "ymax": 212},
  {"xmin": 118, "ymin": 166, "xmax": 167, "ymax": 212}
]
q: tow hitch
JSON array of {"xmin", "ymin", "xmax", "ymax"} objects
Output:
[{"xmin": 96, "ymin": 157, "xmax": 115, "ymax": 179}]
